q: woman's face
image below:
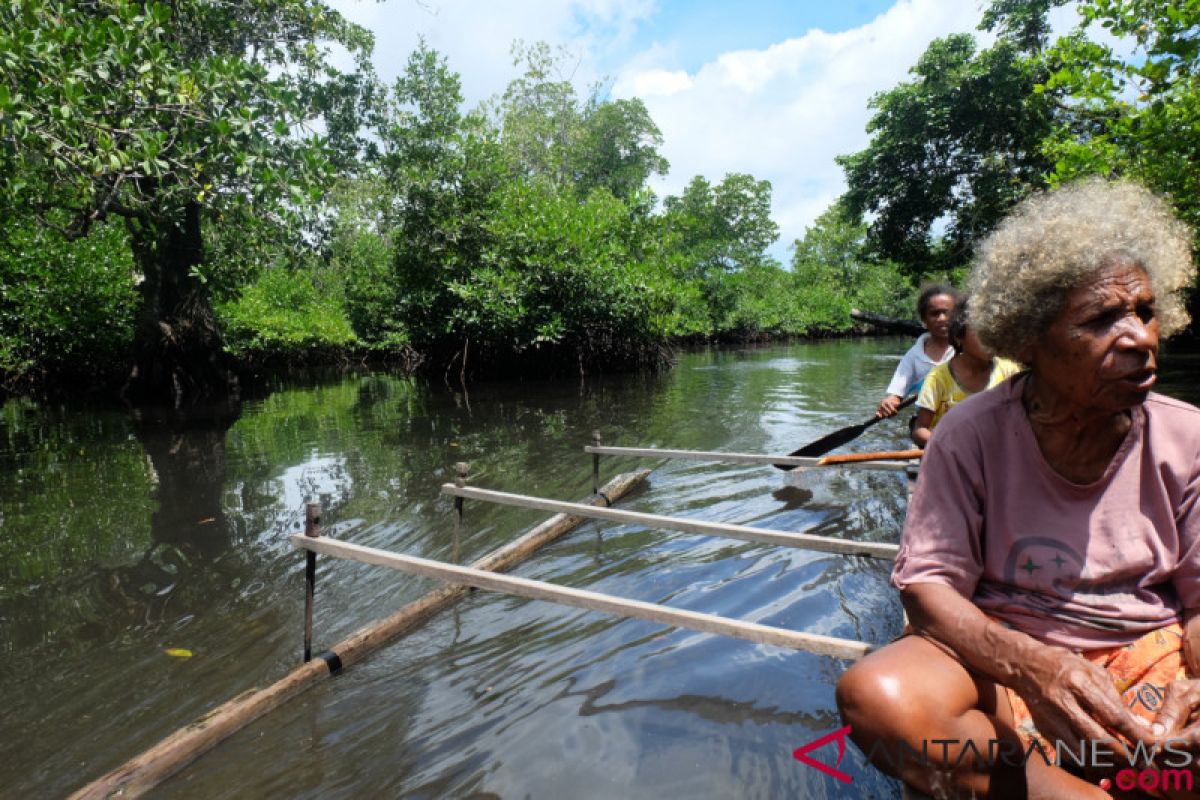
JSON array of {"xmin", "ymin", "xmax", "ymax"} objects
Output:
[
  {"xmin": 1029, "ymin": 262, "xmax": 1159, "ymax": 415},
  {"xmin": 921, "ymin": 294, "xmax": 954, "ymax": 340}
]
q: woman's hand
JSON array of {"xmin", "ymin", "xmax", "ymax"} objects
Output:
[
  {"xmin": 903, "ymin": 584, "xmax": 1146, "ymax": 748},
  {"xmin": 1149, "ymin": 680, "xmax": 1200, "ymax": 750},
  {"xmin": 876, "ymin": 394, "xmax": 902, "ymax": 418},
  {"xmin": 1012, "ymin": 649, "xmax": 1149, "ymax": 749},
  {"xmin": 1144, "ymin": 610, "xmax": 1200, "ymax": 753}
]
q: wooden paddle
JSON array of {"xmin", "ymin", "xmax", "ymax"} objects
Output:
[
  {"xmin": 818, "ymin": 449, "xmax": 923, "ymax": 465},
  {"xmin": 774, "ymin": 394, "xmax": 918, "ymax": 471}
]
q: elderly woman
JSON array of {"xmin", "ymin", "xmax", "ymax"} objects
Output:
[{"xmin": 836, "ymin": 179, "xmax": 1200, "ymax": 799}]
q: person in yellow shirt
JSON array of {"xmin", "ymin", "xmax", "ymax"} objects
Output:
[{"xmin": 912, "ymin": 299, "xmax": 1023, "ymax": 447}]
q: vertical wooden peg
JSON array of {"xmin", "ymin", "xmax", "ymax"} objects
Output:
[
  {"xmin": 454, "ymin": 462, "xmax": 469, "ymax": 533},
  {"xmin": 592, "ymin": 430, "xmax": 602, "ymax": 495},
  {"xmin": 303, "ymin": 502, "xmax": 321, "ymax": 663}
]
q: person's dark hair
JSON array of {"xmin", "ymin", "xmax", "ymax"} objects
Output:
[
  {"xmin": 916, "ymin": 284, "xmax": 958, "ymax": 318},
  {"xmin": 947, "ymin": 298, "xmax": 970, "ymax": 351}
]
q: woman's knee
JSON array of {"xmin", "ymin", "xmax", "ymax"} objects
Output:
[
  {"xmin": 836, "ymin": 638, "xmax": 980, "ymax": 740},
  {"xmin": 836, "ymin": 656, "xmax": 916, "ymax": 733}
]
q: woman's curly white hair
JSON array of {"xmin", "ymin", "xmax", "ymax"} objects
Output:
[{"xmin": 968, "ymin": 178, "xmax": 1195, "ymax": 359}]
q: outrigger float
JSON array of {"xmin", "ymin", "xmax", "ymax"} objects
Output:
[{"xmin": 72, "ymin": 435, "xmax": 921, "ymax": 799}]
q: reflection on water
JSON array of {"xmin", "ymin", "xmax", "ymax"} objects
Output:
[{"xmin": 2, "ymin": 341, "xmax": 1198, "ymax": 798}]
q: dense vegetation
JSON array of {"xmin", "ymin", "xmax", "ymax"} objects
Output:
[
  {"xmin": 2, "ymin": 0, "xmax": 1197, "ymax": 400},
  {"xmin": 840, "ymin": 0, "xmax": 1200, "ymax": 292},
  {"xmin": 0, "ymin": 4, "xmax": 912, "ymax": 400}
]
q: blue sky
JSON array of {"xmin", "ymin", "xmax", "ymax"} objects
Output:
[
  {"xmin": 327, "ymin": 0, "xmax": 1060, "ymax": 260},
  {"xmin": 619, "ymin": 0, "xmax": 905, "ymax": 72}
]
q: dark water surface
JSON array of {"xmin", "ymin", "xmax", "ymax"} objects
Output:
[{"xmin": 3, "ymin": 340, "xmax": 1198, "ymax": 799}]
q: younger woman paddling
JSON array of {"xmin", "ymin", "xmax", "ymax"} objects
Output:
[{"xmin": 911, "ymin": 299, "xmax": 1022, "ymax": 447}]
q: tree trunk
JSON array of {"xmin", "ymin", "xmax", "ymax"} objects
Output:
[{"xmin": 123, "ymin": 202, "xmax": 239, "ymax": 407}]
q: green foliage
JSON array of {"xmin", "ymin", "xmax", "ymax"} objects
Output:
[
  {"xmin": 663, "ymin": 173, "xmax": 780, "ymax": 276},
  {"xmin": 716, "ymin": 264, "xmax": 814, "ymax": 336},
  {"xmin": 494, "ymin": 41, "xmax": 582, "ymax": 189},
  {"xmin": 329, "ymin": 178, "xmax": 404, "ymax": 348},
  {"xmin": 0, "ymin": 0, "xmax": 373, "ymax": 229},
  {"xmin": 0, "ymin": 0, "xmax": 376, "ymax": 399},
  {"xmin": 471, "ymin": 184, "xmax": 666, "ymax": 359},
  {"xmin": 350, "ymin": 43, "xmax": 700, "ymax": 370},
  {"xmin": 1042, "ymin": 1, "xmax": 1200, "ymax": 232},
  {"xmin": 367, "ymin": 45, "xmax": 508, "ymax": 351},
  {"xmin": 0, "ymin": 27, "xmax": 926, "ymax": 390},
  {"xmin": 217, "ymin": 265, "xmax": 356, "ymax": 359},
  {"xmin": 658, "ymin": 173, "xmax": 781, "ymax": 333},
  {"xmin": 0, "ymin": 219, "xmax": 136, "ymax": 386},
  {"xmin": 790, "ymin": 205, "xmax": 916, "ymax": 330},
  {"xmin": 840, "ymin": 0, "xmax": 1200, "ymax": 295},
  {"xmin": 980, "ymin": 0, "xmax": 1069, "ymax": 52},
  {"xmin": 573, "ymin": 98, "xmax": 669, "ymax": 200},
  {"xmin": 838, "ymin": 31, "xmax": 1056, "ymax": 274},
  {"xmin": 493, "ymin": 42, "xmax": 668, "ymax": 199},
  {"xmin": 22, "ymin": 0, "xmax": 1200, "ymax": 392}
]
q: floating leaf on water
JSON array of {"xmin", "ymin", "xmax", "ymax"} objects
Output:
[{"xmin": 165, "ymin": 648, "xmax": 193, "ymax": 658}]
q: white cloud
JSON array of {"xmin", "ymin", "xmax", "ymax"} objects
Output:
[
  {"xmin": 612, "ymin": 0, "xmax": 991, "ymax": 260},
  {"xmin": 328, "ymin": 0, "xmax": 1090, "ymax": 263},
  {"xmin": 626, "ymin": 68, "xmax": 692, "ymax": 97},
  {"xmin": 326, "ymin": 0, "xmax": 655, "ymax": 104}
]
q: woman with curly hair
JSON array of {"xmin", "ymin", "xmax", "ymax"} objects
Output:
[{"xmin": 837, "ymin": 179, "xmax": 1200, "ymax": 799}]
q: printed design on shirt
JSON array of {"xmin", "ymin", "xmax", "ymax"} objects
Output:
[
  {"xmin": 999, "ymin": 536, "xmax": 1150, "ymax": 632},
  {"xmin": 1002, "ymin": 536, "xmax": 1085, "ymax": 590}
]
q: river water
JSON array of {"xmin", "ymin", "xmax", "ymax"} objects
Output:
[{"xmin": 3, "ymin": 340, "xmax": 1198, "ymax": 799}]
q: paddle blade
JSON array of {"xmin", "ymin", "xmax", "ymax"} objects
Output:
[
  {"xmin": 774, "ymin": 422, "xmax": 874, "ymax": 470},
  {"xmin": 786, "ymin": 422, "xmax": 871, "ymax": 461},
  {"xmin": 774, "ymin": 395, "xmax": 919, "ymax": 471}
]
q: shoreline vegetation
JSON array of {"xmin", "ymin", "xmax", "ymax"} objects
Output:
[
  {"xmin": 3, "ymin": 3, "xmax": 1199, "ymax": 404},
  {"xmin": 0, "ymin": 184, "xmax": 915, "ymax": 398}
]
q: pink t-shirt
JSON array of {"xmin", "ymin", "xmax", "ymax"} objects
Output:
[{"xmin": 892, "ymin": 374, "xmax": 1200, "ymax": 651}]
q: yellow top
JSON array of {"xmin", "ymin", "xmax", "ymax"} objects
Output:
[{"xmin": 917, "ymin": 358, "xmax": 1024, "ymax": 428}]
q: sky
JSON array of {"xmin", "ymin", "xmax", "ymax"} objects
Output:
[{"xmin": 324, "ymin": 0, "xmax": 1078, "ymax": 262}]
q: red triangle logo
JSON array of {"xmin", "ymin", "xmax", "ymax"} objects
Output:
[{"xmin": 793, "ymin": 725, "xmax": 853, "ymax": 784}]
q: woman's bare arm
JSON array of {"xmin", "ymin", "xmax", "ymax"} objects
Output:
[
  {"xmin": 903, "ymin": 582, "xmax": 1147, "ymax": 746},
  {"xmin": 911, "ymin": 408, "xmax": 934, "ymax": 447}
]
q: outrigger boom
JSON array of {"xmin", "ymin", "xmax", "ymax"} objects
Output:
[
  {"xmin": 583, "ymin": 444, "xmax": 914, "ymax": 471},
  {"xmin": 293, "ymin": 535, "xmax": 872, "ymax": 662},
  {"xmin": 441, "ymin": 483, "xmax": 898, "ymax": 561}
]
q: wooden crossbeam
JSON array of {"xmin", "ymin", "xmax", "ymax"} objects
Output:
[
  {"xmin": 292, "ymin": 535, "xmax": 873, "ymax": 662},
  {"xmin": 584, "ymin": 444, "xmax": 914, "ymax": 472},
  {"xmin": 441, "ymin": 483, "xmax": 899, "ymax": 561}
]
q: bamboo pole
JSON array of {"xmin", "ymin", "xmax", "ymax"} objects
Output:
[
  {"xmin": 294, "ymin": 535, "xmax": 873, "ymax": 662},
  {"xmin": 442, "ymin": 484, "xmax": 898, "ymax": 560},
  {"xmin": 583, "ymin": 444, "xmax": 912, "ymax": 471},
  {"xmin": 70, "ymin": 469, "xmax": 650, "ymax": 800}
]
